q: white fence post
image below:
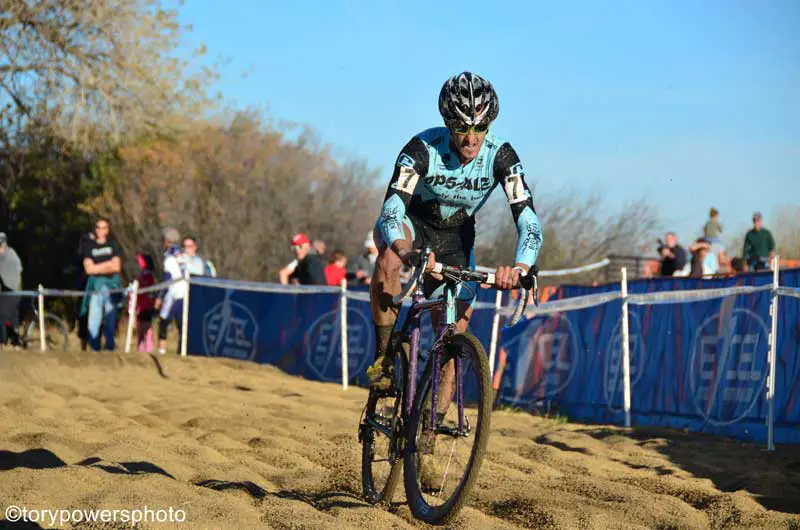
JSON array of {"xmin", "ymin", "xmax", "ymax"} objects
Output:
[
  {"xmin": 767, "ymin": 255, "xmax": 780, "ymax": 451},
  {"xmin": 340, "ymin": 279, "xmax": 349, "ymax": 391},
  {"xmin": 488, "ymin": 290, "xmax": 503, "ymax": 378},
  {"xmin": 38, "ymin": 284, "xmax": 46, "ymax": 352},
  {"xmin": 125, "ymin": 280, "xmax": 139, "ymax": 353},
  {"xmin": 180, "ymin": 274, "xmax": 190, "ymax": 357},
  {"xmin": 621, "ymin": 267, "xmax": 632, "ymax": 428}
]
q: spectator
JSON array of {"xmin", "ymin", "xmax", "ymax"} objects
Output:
[
  {"xmin": 658, "ymin": 232, "xmax": 688, "ymax": 277},
  {"xmin": 280, "ymin": 236, "xmax": 325, "ymax": 284},
  {"xmin": 0, "ymin": 233, "xmax": 23, "ymax": 346},
  {"xmin": 280, "ymin": 233, "xmax": 326, "ymax": 286},
  {"xmin": 324, "ymin": 250, "xmax": 348, "ymax": 286},
  {"xmin": 156, "ymin": 236, "xmax": 216, "ymax": 354},
  {"xmin": 730, "ymin": 256, "xmax": 746, "ymax": 275},
  {"xmin": 312, "ymin": 239, "xmax": 328, "ymax": 258},
  {"xmin": 80, "ymin": 217, "xmax": 123, "ymax": 351},
  {"xmin": 703, "ymin": 207, "xmax": 726, "ymax": 271},
  {"xmin": 743, "ymin": 212, "xmax": 776, "ymax": 271},
  {"xmin": 182, "ymin": 236, "xmax": 217, "ymax": 277},
  {"xmin": 134, "ymin": 252, "xmax": 156, "ymax": 353},
  {"xmin": 703, "ymin": 207, "xmax": 723, "ymax": 244},
  {"xmin": 348, "ymin": 230, "xmax": 380, "ymax": 285},
  {"xmin": 688, "ymin": 238, "xmax": 717, "ymax": 278},
  {"xmin": 162, "ymin": 227, "xmax": 182, "ymax": 261}
]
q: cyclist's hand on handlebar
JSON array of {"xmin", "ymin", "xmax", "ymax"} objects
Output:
[
  {"xmin": 494, "ymin": 264, "xmax": 527, "ymax": 291},
  {"xmin": 392, "ymin": 240, "xmax": 416, "ymax": 267},
  {"xmin": 393, "ymin": 242, "xmax": 438, "ymax": 277}
]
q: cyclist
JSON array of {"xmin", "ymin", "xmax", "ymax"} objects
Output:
[{"xmin": 366, "ymin": 71, "xmax": 543, "ymax": 390}]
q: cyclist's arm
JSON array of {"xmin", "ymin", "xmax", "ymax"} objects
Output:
[
  {"xmin": 377, "ymin": 137, "xmax": 429, "ymax": 253},
  {"xmin": 494, "ymin": 143, "xmax": 543, "ymax": 270}
]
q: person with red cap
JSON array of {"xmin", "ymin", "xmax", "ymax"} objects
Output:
[{"xmin": 278, "ymin": 232, "xmax": 327, "ymax": 285}]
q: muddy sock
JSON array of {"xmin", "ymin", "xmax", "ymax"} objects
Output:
[{"xmin": 374, "ymin": 324, "xmax": 394, "ymax": 360}]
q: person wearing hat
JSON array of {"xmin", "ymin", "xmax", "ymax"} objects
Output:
[
  {"xmin": 0, "ymin": 233, "xmax": 23, "ymax": 346},
  {"xmin": 278, "ymin": 233, "xmax": 326, "ymax": 286},
  {"xmin": 743, "ymin": 212, "xmax": 775, "ymax": 271},
  {"xmin": 347, "ymin": 230, "xmax": 380, "ymax": 285}
]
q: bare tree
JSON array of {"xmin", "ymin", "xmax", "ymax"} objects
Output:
[
  {"xmin": 0, "ymin": 0, "xmax": 213, "ymax": 153},
  {"xmin": 772, "ymin": 205, "xmax": 800, "ymax": 260},
  {"xmin": 475, "ymin": 189, "xmax": 661, "ymax": 285},
  {"xmin": 84, "ymin": 111, "xmax": 383, "ymax": 281}
]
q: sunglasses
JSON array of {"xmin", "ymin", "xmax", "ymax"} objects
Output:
[{"xmin": 449, "ymin": 122, "xmax": 490, "ymax": 135}]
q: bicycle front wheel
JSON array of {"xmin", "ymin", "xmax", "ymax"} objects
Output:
[
  {"xmin": 403, "ymin": 332, "xmax": 492, "ymax": 525},
  {"xmin": 26, "ymin": 314, "xmax": 69, "ymax": 352}
]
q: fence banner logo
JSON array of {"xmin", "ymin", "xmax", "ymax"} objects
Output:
[
  {"xmin": 689, "ymin": 308, "xmax": 769, "ymax": 426},
  {"xmin": 202, "ymin": 289, "xmax": 259, "ymax": 360},
  {"xmin": 305, "ymin": 307, "xmax": 373, "ymax": 381},
  {"xmin": 499, "ymin": 315, "xmax": 578, "ymax": 404},
  {"xmin": 604, "ymin": 311, "xmax": 645, "ymax": 412}
]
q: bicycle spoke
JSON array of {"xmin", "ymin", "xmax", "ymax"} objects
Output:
[{"xmin": 404, "ymin": 332, "xmax": 492, "ymax": 525}]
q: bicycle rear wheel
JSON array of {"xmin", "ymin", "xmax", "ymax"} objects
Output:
[
  {"xmin": 403, "ymin": 332, "xmax": 492, "ymax": 525},
  {"xmin": 26, "ymin": 314, "xmax": 69, "ymax": 351},
  {"xmin": 359, "ymin": 349, "xmax": 407, "ymax": 506}
]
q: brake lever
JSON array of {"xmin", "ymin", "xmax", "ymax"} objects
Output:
[
  {"xmin": 391, "ymin": 247, "xmax": 432, "ymax": 305},
  {"xmin": 505, "ymin": 265, "xmax": 539, "ymax": 328}
]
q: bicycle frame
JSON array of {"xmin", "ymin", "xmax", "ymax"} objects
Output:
[
  {"xmin": 398, "ymin": 267, "xmax": 467, "ymax": 435},
  {"xmin": 385, "ymin": 247, "xmax": 536, "ymax": 439}
]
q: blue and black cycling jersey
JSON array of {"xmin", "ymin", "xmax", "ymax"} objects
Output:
[{"xmin": 377, "ymin": 127, "xmax": 543, "ymax": 268}]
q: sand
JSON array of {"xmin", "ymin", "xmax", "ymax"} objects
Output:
[{"xmin": 1, "ymin": 350, "xmax": 799, "ymax": 529}]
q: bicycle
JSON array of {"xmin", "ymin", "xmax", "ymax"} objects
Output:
[
  {"xmin": 2, "ymin": 295, "xmax": 69, "ymax": 352},
  {"xmin": 358, "ymin": 248, "xmax": 537, "ymax": 525}
]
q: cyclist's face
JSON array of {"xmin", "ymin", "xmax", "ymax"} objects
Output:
[{"xmin": 448, "ymin": 124, "xmax": 489, "ymax": 163}]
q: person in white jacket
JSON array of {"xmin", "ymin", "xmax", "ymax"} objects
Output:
[{"xmin": 155, "ymin": 236, "xmax": 215, "ymax": 354}]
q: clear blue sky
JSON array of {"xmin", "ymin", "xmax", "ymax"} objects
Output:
[{"xmin": 178, "ymin": 0, "xmax": 799, "ymax": 248}]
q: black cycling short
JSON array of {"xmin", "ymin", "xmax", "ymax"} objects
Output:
[
  {"xmin": 405, "ymin": 213, "xmax": 475, "ymax": 269},
  {"xmin": 374, "ymin": 213, "xmax": 477, "ymax": 304}
]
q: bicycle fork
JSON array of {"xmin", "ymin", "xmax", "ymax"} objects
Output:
[{"xmin": 408, "ymin": 282, "xmax": 469, "ymax": 439}]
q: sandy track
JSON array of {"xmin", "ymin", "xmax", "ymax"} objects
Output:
[{"xmin": 1, "ymin": 350, "xmax": 798, "ymax": 529}]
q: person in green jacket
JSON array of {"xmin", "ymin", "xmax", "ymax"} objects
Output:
[
  {"xmin": 743, "ymin": 212, "xmax": 776, "ymax": 271},
  {"xmin": 80, "ymin": 217, "xmax": 123, "ymax": 351}
]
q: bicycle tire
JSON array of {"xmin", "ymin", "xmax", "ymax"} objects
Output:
[
  {"xmin": 403, "ymin": 331, "xmax": 492, "ymax": 525},
  {"xmin": 360, "ymin": 349, "xmax": 407, "ymax": 506},
  {"xmin": 26, "ymin": 314, "xmax": 69, "ymax": 352}
]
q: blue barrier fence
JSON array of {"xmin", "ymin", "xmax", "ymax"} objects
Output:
[
  {"xmin": 187, "ymin": 268, "xmax": 800, "ymax": 446},
  {"xmin": 186, "ymin": 280, "xmax": 505, "ymax": 388}
]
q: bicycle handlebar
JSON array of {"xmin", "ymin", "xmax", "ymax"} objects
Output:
[{"xmin": 392, "ymin": 249, "xmax": 539, "ymax": 328}]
